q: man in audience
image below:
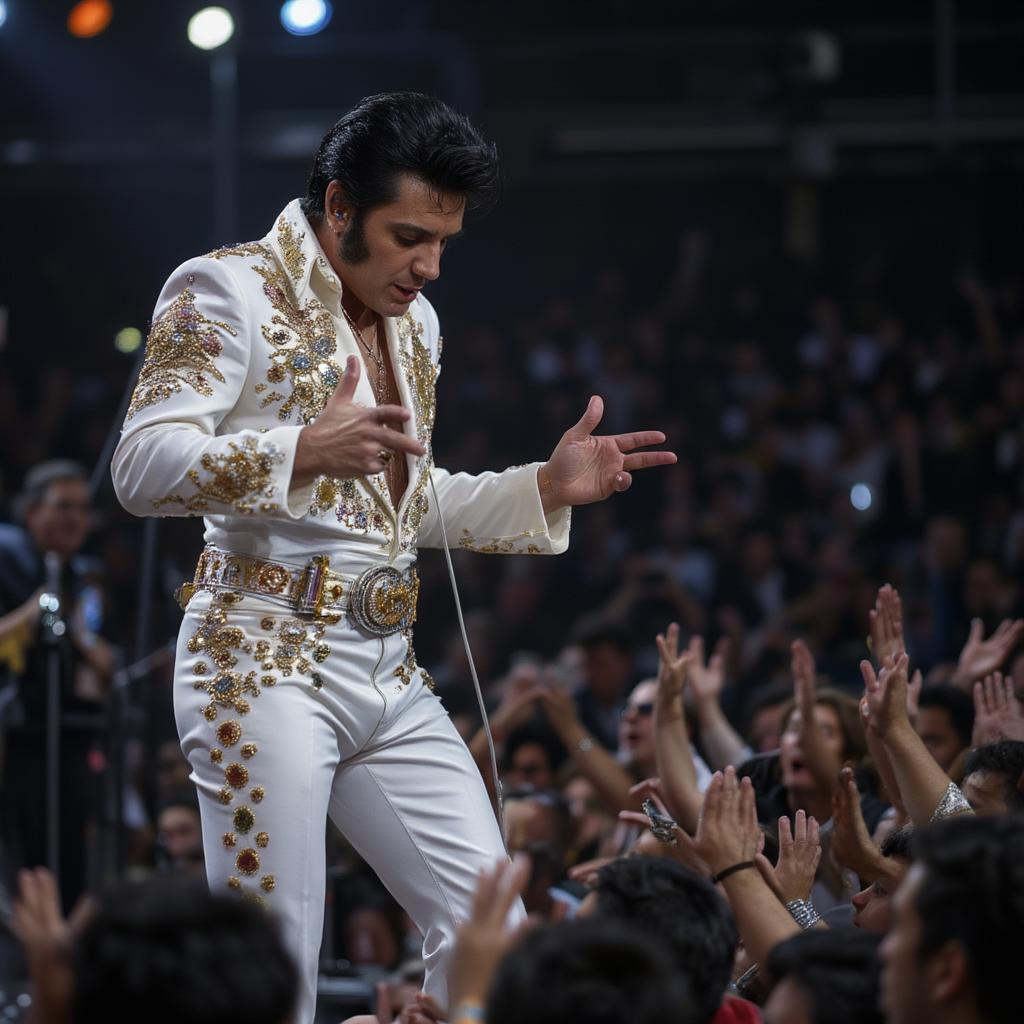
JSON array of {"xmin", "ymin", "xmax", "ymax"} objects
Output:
[
  {"xmin": 574, "ymin": 622, "xmax": 636, "ymax": 750},
  {"xmin": 880, "ymin": 815, "xmax": 1024, "ymax": 1024},
  {"xmin": 155, "ymin": 787, "xmax": 205, "ymax": 877},
  {"xmin": 12, "ymin": 868, "xmax": 297, "ymax": 1024},
  {"xmin": 579, "ymin": 856, "xmax": 742, "ymax": 1024},
  {"xmin": 915, "ymin": 685, "xmax": 974, "ymax": 772},
  {"xmin": 765, "ymin": 928, "xmax": 884, "ymax": 1024},
  {"xmin": 959, "ymin": 740, "xmax": 1024, "ymax": 815},
  {"xmin": 486, "ymin": 918, "xmax": 698, "ymax": 1024}
]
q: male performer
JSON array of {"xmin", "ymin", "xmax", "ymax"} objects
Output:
[{"xmin": 112, "ymin": 92, "xmax": 674, "ymax": 1022}]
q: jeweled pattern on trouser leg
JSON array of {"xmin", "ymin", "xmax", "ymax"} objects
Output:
[{"xmin": 187, "ymin": 592, "xmax": 280, "ymax": 902}]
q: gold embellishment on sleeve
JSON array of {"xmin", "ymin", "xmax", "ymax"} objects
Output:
[
  {"xmin": 276, "ymin": 215, "xmax": 307, "ymax": 283},
  {"xmin": 457, "ymin": 528, "xmax": 544, "ymax": 555},
  {"xmin": 126, "ymin": 279, "xmax": 236, "ymax": 420},
  {"xmin": 152, "ymin": 437, "xmax": 285, "ymax": 515}
]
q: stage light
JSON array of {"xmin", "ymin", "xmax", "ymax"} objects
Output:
[
  {"xmin": 280, "ymin": 0, "xmax": 332, "ymax": 36},
  {"xmin": 114, "ymin": 326, "xmax": 143, "ymax": 353},
  {"xmin": 68, "ymin": 1, "xmax": 113, "ymax": 38},
  {"xmin": 0, "ymin": 3, "xmax": 8, "ymax": 30},
  {"xmin": 188, "ymin": 6, "xmax": 234, "ymax": 50},
  {"xmin": 850, "ymin": 483, "xmax": 873, "ymax": 512}
]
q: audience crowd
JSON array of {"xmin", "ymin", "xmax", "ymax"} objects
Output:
[{"xmin": 3, "ymin": 240, "xmax": 1024, "ymax": 1023}]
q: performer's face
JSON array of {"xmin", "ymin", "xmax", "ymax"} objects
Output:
[{"xmin": 333, "ymin": 173, "xmax": 465, "ymax": 317}]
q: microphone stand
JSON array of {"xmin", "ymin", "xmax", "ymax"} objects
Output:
[{"xmin": 39, "ymin": 554, "xmax": 66, "ymax": 879}]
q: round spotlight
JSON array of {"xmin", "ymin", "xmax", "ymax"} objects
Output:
[
  {"xmin": 0, "ymin": 2, "xmax": 8, "ymax": 30},
  {"xmin": 849, "ymin": 483, "xmax": 873, "ymax": 512},
  {"xmin": 188, "ymin": 6, "xmax": 234, "ymax": 50},
  {"xmin": 68, "ymin": 0, "xmax": 113, "ymax": 38},
  {"xmin": 114, "ymin": 326, "xmax": 143, "ymax": 354},
  {"xmin": 280, "ymin": 0, "xmax": 332, "ymax": 36}
]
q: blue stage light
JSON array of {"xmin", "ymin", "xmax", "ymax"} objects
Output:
[
  {"xmin": 0, "ymin": 3, "xmax": 8, "ymax": 30},
  {"xmin": 280, "ymin": 0, "xmax": 332, "ymax": 37}
]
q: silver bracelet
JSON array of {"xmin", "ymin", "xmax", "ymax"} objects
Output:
[{"xmin": 785, "ymin": 898, "xmax": 821, "ymax": 929}]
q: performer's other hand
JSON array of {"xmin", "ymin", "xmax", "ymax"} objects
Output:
[
  {"xmin": 292, "ymin": 356, "xmax": 427, "ymax": 487},
  {"xmin": 538, "ymin": 395, "xmax": 676, "ymax": 514}
]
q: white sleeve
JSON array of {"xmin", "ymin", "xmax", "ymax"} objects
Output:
[
  {"xmin": 417, "ymin": 462, "xmax": 570, "ymax": 555},
  {"xmin": 111, "ymin": 257, "xmax": 314, "ymax": 520}
]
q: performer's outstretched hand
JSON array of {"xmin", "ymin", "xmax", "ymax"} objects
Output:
[{"xmin": 538, "ymin": 395, "xmax": 676, "ymax": 513}]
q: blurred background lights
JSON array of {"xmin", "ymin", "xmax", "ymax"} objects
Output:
[
  {"xmin": 0, "ymin": 2, "xmax": 7, "ymax": 30},
  {"xmin": 850, "ymin": 483, "xmax": 873, "ymax": 512},
  {"xmin": 68, "ymin": 1, "xmax": 113, "ymax": 39},
  {"xmin": 187, "ymin": 6, "xmax": 234, "ymax": 50},
  {"xmin": 280, "ymin": 0, "xmax": 332, "ymax": 37},
  {"xmin": 114, "ymin": 326, "xmax": 142, "ymax": 354}
]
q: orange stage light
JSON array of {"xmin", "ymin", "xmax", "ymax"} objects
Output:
[{"xmin": 68, "ymin": 0, "xmax": 113, "ymax": 39}]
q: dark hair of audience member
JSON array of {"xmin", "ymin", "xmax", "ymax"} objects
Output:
[
  {"xmin": 486, "ymin": 917, "xmax": 697, "ymax": 1024},
  {"xmin": 963, "ymin": 740, "xmax": 1024, "ymax": 812},
  {"xmin": 766, "ymin": 927, "xmax": 885, "ymax": 1024},
  {"xmin": 880, "ymin": 823, "xmax": 916, "ymax": 861},
  {"xmin": 72, "ymin": 878, "xmax": 297, "ymax": 1024},
  {"xmin": 911, "ymin": 815, "xmax": 1024, "ymax": 1024},
  {"xmin": 590, "ymin": 856, "xmax": 737, "ymax": 1024},
  {"xmin": 917, "ymin": 684, "xmax": 975, "ymax": 748}
]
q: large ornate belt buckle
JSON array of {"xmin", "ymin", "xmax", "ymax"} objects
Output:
[{"xmin": 349, "ymin": 566, "xmax": 418, "ymax": 637}]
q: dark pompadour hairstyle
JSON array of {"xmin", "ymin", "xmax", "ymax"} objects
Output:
[
  {"xmin": 72, "ymin": 878, "xmax": 297, "ymax": 1024},
  {"xmin": 592, "ymin": 856, "xmax": 737, "ymax": 1024},
  {"xmin": 766, "ymin": 927, "xmax": 884, "ymax": 1024},
  {"xmin": 911, "ymin": 815, "xmax": 1024, "ymax": 1024},
  {"xmin": 486, "ymin": 918, "xmax": 697, "ymax": 1024},
  {"xmin": 300, "ymin": 92, "xmax": 498, "ymax": 223}
]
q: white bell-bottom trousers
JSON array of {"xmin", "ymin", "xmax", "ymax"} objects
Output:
[{"xmin": 173, "ymin": 588, "xmax": 514, "ymax": 1024}]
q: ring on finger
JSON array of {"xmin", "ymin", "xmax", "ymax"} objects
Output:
[{"xmin": 377, "ymin": 448, "xmax": 393, "ymax": 465}]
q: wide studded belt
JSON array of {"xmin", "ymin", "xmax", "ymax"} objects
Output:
[{"xmin": 176, "ymin": 546, "xmax": 419, "ymax": 637}]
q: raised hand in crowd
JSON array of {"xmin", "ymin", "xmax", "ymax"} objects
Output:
[
  {"xmin": 694, "ymin": 768, "xmax": 801, "ymax": 968},
  {"xmin": 11, "ymin": 867, "xmax": 94, "ymax": 1024},
  {"xmin": 534, "ymin": 679, "xmax": 639, "ymax": 814},
  {"xmin": 652, "ymin": 623, "xmax": 703, "ymax": 833},
  {"xmin": 868, "ymin": 584, "xmax": 905, "ymax": 670},
  {"xmin": 684, "ymin": 634, "xmax": 751, "ymax": 770},
  {"xmin": 831, "ymin": 766, "xmax": 892, "ymax": 884},
  {"xmin": 861, "ymin": 653, "xmax": 966, "ymax": 825},
  {"xmin": 617, "ymin": 789, "xmax": 709, "ymax": 877},
  {"xmin": 755, "ymin": 809, "xmax": 821, "ymax": 905},
  {"xmin": 951, "ymin": 617, "xmax": 1024, "ymax": 690},
  {"xmin": 448, "ymin": 857, "xmax": 531, "ymax": 1018},
  {"xmin": 972, "ymin": 672, "xmax": 1024, "ymax": 746}
]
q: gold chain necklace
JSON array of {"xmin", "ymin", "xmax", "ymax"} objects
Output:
[{"xmin": 341, "ymin": 306, "xmax": 387, "ymax": 404}]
